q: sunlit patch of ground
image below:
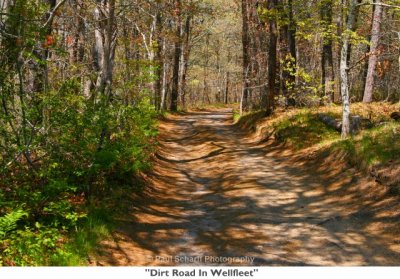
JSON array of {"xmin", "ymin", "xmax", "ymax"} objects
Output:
[{"xmin": 94, "ymin": 108, "xmax": 400, "ymax": 266}]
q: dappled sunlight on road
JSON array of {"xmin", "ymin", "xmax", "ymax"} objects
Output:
[{"xmin": 95, "ymin": 109, "xmax": 400, "ymax": 266}]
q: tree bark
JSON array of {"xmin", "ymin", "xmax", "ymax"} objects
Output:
[
  {"xmin": 279, "ymin": 0, "xmax": 296, "ymax": 101},
  {"xmin": 179, "ymin": 15, "xmax": 191, "ymax": 109},
  {"xmin": 225, "ymin": 71, "xmax": 230, "ymax": 104},
  {"xmin": 240, "ymin": 0, "xmax": 250, "ymax": 114},
  {"xmin": 340, "ymin": 0, "xmax": 358, "ymax": 139},
  {"xmin": 161, "ymin": 38, "xmax": 169, "ymax": 111},
  {"xmin": 347, "ymin": 0, "xmax": 363, "ymax": 68},
  {"xmin": 170, "ymin": 0, "xmax": 182, "ymax": 111},
  {"xmin": 93, "ymin": 0, "xmax": 117, "ymax": 153},
  {"xmin": 70, "ymin": 0, "xmax": 85, "ymax": 64},
  {"xmin": 363, "ymin": 0, "xmax": 383, "ymax": 103},
  {"xmin": 321, "ymin": 0, "xmax": 335, "ymax": 103},
  {"xmin": 287, "ymin": 0, "xmax": 297, "ymax": 91},
  {"xmin": 265, "ymin": 0, "xmax": 278, "ymax": 111},
  {"xmin": 154, "ymin": 12, "xmax": 163, "ymax": 111}
]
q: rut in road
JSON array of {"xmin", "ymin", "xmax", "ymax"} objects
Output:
[{"xmin": 95, "ymin": 109, "xmax": 400, "ymax": 266}]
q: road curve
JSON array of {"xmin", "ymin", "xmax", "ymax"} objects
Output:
[{"xmin": 95, "ymin": 109, "xmax": 400, "ymax": 266}]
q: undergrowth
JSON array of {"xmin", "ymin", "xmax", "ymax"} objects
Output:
[
  {"xmin": 0, "ymin": 95, "xmax": 158, "ymax": 266},
  {"xmin": 235, "ymin": 102, "xmax": 400, "ymax": 170}
]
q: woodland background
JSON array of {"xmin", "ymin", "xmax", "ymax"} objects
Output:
[{"xmin": 0, "ymin": 0, "xmax": 400, "ymax": 265}]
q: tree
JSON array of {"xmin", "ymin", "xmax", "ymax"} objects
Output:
[
  {"xmin": 179, "ymin": 13, "xmax": 192, "ymax": 109},
  {"xmin": 266, "ymin": 0, "xmax": 278, "ymax": 112},
  {"xmin": 321, "ymin": 0, "xmax": 335, "ymax": 103},
  {"xmin": 363, "ymin": 0, "xmax": 383, "ymax": 103},
  {"xmin": 340, "ymin": 0, "xmax": 358, "ymax": 138},
  {"xmin": 170, "ymin": 0, "xmax": 182, "ymax": 111},
  {"xmin": 241, "ymin": 0, "xmax": 251, "ymax": 113}
]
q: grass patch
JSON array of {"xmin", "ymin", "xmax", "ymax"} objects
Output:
[
  {"xmin": 236, "ymin": 102, "xmax": 400, "ymax": 170},
  {"xmin": 192, "ymin": 103, "xmax": 237, "ymax": 110},
  {"xmin": 50, "ymin": 206, "xmax": 114, "ymax": 266},
  {"xmin": 234, "ymin": 110, "xmax": 268, "ymax": 131},
  {"xmin": 273, "ymin": 110, "xmax": 340, "ymax": 150},
  {"xmin": 233, "ymin": 110, "xmax": 241, "ymax": 122},
  {"xmin": 330, "ymin": 123, "xmax": 400, "ymax": 168}
]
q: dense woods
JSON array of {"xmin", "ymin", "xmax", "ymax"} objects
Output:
[
  {"xmin": 1, "ymin": 0, "xmax": 400, "ymax": 266},
  {"xmin": 239, "ymin": 0, "xmax": 400, "ymax": 136}
]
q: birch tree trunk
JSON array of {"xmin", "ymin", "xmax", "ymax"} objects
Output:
[
  {"xmin": 161, "ymin": 38, "xmax": 169, "ymax": 111},
  {"xmin": 340, "ymin": 0, "xmax": 358, "ymax": 139},
  {"xmin": 154, "ymin": 12, "xmax": 163, "ymax": 111}
]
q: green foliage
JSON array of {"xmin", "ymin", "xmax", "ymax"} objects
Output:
[
  {"xmin": 0, "ymin": 77, "xmax": 158, "ymax": 265},
  {"xmin": 281, "ymin": 54, "xmax": 297, "ymax": 90},
  {"xmin": 0, "ymin": 0, "xmax": 158, "ymax": 267},
  {"xmin": 257, "ymin": 6, "xmax": 280, "ymax": 22},
  {"xmin": 235, "ymin": 110, "xmax": 267, "ymax": 131},
  {"xmin": 49, "ymin": 207, "xmax": 114, "ymax": 266},
  {"xmin": 320, "ymin": 23, "xmax": 340, "ymax": 44},
  {"xmin": 1, "ymin": 227, "xmax": 62, "ymax": 266},
  {"xmin": 342, "ymin": 29, "xmax": 369, "ymax": 46},
  {"xmin": 233, "ymin": 110, "xmax": 241, "ymax": 122},
  {"xmin": 0, "ymin": 209, "xmax": 28, "ymax": 239}
]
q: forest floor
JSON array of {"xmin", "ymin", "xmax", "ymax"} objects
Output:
[{"xmin": 93, "ymin": 108, "xmax": 400, "ymax": 266}]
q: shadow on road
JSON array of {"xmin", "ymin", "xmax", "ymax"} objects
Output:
[{"xmin": 95, "ymin": 109, "xmax": 400, "ymax": 266}]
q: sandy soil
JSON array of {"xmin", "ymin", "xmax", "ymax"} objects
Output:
[{"xmin": 94, "ymin": 108, "xmax": 400, "ymax": 266}]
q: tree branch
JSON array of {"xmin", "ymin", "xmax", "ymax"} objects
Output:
[
  {"xmin": 42, "ymin": 0, "xmax": 67, "ymax": 29},
  {"xmin": 357, "ymin": 1, "xmax": 400, "ymax": 9}
]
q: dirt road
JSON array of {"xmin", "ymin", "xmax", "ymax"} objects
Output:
[{"xmin": 96, "ymin": 109, "xmax": 400, "ymax": 266}]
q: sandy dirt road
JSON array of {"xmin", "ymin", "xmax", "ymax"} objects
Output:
[{"xmin": 96, "ymin": 109, "xmax": 400, "ymax": 266}]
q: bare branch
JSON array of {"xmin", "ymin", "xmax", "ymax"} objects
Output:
[
  {"xmin": 42, "ymin": 0, "xmax": 67, "ymax": 29},
  {"xmin": 357, "ymin": 1, "xmax": 400, "ymax": 9}
]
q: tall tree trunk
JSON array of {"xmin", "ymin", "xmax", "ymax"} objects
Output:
[
  {"xmin": 32, "ymin": 0, "xmax": 57, "ymax": 96},
  {"xmin": 154, "ymin": 12, "xmax": 163, "ymax": 111},
  {"xmin": 93, "ymin": 3, "xmax": 104, "ymax": 94},
  {"xmin": 279, "ymin": 24, "xmax": 289, "ymax": 98},
  {"xmin": 346, "ymin": 0, "xmax": 363, "ymax": 68},
  {"xmin": 179, "ymin": 15, "xmax": 191, "ymax": 109},
  {"xmin": 363, "ymin": 0, "xmax": 383, "ymax": 103},
  {"xmin": 240, "ymin": 0, "xmax": 250, "ymax": 114},
  {"xmin": 161, "ymin": 38, "xmax": 169, "ymax": 111},
  {"xmin": 225, "ymin": 71, "xmax": 230, "ymax": 104},
  {"xmin": 279, "ymin": 0, "xmax": 297, "ymax": 101},
  {"xmin": 340, "ymin": 0, "xmax": 358, "ymax": 139},
  {"xmin": 287, "ymin": 0, "xmax": 297, "ymax": 90},
  {"xmin": 148, "ymin": 15, "xmax": 158, "ymax": 106},
  {"xmin": 265, "ymin": 0, "xmax": 278, "ymax": 111},
  {"xmin": 70, "ymin": 0, "xmax": 85, "ymax": 64},
  {"xmin": 321, "ymin": 0, "xmax": 335, "ymax": 103},
  {"xmin": 170, "ymin": 0, "xmax": 181, "ymax": 111},
  {"xmin": 203, "ymin": 32, "xmax": 210, "ymax": 105},
  {"xmin": 94, "ymin": 0, "xmax": 117, "ymax": 152}
]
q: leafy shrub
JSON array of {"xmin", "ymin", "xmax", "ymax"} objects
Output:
[
  {"xmin": 1, "ymin": 226, "xmax": 63, "ymax": 266},
  {"xmin": 0, "ymin": 78, "xmax": 158, "ymax": 265}
]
